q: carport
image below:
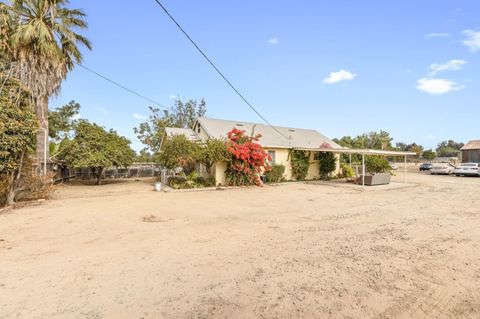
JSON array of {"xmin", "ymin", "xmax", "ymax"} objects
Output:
[{"xmin": 296, "ymin": 147, "xmax": 417, "ymax": 187}]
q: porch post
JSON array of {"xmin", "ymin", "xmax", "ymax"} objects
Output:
[{"xmin": 362, "ymin": 154, "xmax": 365, "ymax": 188}]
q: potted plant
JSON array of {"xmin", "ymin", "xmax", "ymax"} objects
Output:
[{"xmin": 358, "ymin": 156, "xmax": 392, "ymax": 186}]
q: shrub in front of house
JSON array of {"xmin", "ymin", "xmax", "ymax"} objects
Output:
[
  {"xmin": 265, "ymin": 164, "xmax": 285, "ymax": 183},
  {"xmin": 225, "ymin": 128, "xmax": 271, "ymax": 186},
  {"xmin": 339, "ymin": 163, "xmax": 355, "ymax": 181},
  {"xmin": 318, "ymin": 152, "xmax": 337, "ymax": 180},
  {"xmin": 290, "ymin": 150, "xmax": 310, "ymax": 180}
]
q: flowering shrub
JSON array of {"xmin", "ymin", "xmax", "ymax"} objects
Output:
[{"xmin": 225, "ymin": 128, "xmax": 271, "ymax": 186}]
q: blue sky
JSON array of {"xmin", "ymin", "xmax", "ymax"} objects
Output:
[{"xmin": 53, "ymin": 1, "xmax": 480, "ymax": 151}]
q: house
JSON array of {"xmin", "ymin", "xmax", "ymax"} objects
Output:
[
  {"xmin": 162, "ymin": 117, "xmax": 341, "ymax": 185},
  {"xmin": 461, "ymin": 140, "xmax": 480, "ymax": 163}
]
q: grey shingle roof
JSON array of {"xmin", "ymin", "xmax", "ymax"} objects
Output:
[
  {"xmin": 461, "ymin": 140, "xmax": 480, "ymax": 150},
  {"xmin": 196, "ymin": 117, "xmax": 340, "ymax": 149}
]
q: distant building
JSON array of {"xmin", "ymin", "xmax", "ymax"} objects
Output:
[{"xmin": 461, "ymin": 140, "xmax": 480, "ymax": 163}]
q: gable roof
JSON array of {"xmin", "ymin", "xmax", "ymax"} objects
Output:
[
  {"xmin": 196, "ymin": 117, "xmax": 341, "ymax": 149},
  {"xmin": 164, "ymin": 127, "xmax": 200, "ymax": 142},
  {"xmin": 461, "ymin": 140, "xmax": 480, "ymax": 150}
]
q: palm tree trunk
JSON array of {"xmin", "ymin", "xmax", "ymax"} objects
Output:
[{"xmin": 35, "ymin": 95, "xmax": 49, "ymax": 174}]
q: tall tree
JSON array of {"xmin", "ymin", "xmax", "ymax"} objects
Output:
[
  {"xmin": 3, "ymin": 0, "xmax": 91, "ymax": 173},
  {"xmin": 134, "ymin": 98, "xmax": 207, "ymax": 153},
  {"xmin": 436, "ymin": 140, "xmax": 464, "ymax": 157},
  {"xmin": 0, "ymin": 75, "xmax": 37, "ymax": 206},
  {"xmin": 48, "ymin": 100, "xmax": 80, "ymax": 140},
  {"xmin": 61, "ymin": 121, "xmax": 135, "ymax": 185}
]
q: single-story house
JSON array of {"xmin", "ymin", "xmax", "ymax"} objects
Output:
[
  {"xmin": 161, "ymin": 117, "xmax": 341, "ymax": 185},
  {"xmin": 461, "ymin": 140, "xmax": 480, "ymax": 163}
]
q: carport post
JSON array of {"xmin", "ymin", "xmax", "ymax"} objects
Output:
[
  {"xmin": 404, "ymin": 155, "xmax": 407, "ymax": 184},
  {"xmin": 362, "ymin": 154, "xmax": 365, "ymax": 188},
  {"xmin": 349, "ymin": 154, "xmax": 352, "ymax": 168}
]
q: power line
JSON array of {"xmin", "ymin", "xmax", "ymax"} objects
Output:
[
  {"xmin": 74, "ymin": 62, "xmax": 168, "ymax": 110},
  {"xmin": 152, "ymin": 0, "xmax": 290, "ymax": 140}
]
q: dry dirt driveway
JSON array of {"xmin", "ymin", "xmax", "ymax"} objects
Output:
[{"xmin": 1, "ymin": 173, "xmax": 480, "ymax": 318}]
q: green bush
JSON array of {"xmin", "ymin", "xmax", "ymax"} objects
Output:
[
  {"xmin": 265, "ymin": 164, "xmax": 285, "ymax": 183},
  {"xmin": 204, "ymin": 176, "xmax": 217, "ymax": 187},
  {"xmin": 365, "ymin": 156, "xmax": 391, "ymax": 174},
  {"xmin": 318, "ymin": 152, "xmax": 337, "ymax": 180},
  {"xmin": 339, "ymin": 163, "xmax": 355, "ymax": 180},
  {"xmin": 290, "ymin": 150, "xmax": 310, "ymax": 180}
]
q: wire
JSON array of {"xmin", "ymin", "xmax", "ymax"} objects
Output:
[
  {"xmin": 152, "ymin": 0, "xmax": 290, "ymax": 140},
  {"xmin": 74, "ymin": 62, "xmax": 169, "ymax": 110}
]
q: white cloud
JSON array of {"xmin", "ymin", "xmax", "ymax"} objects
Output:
[
  {"xmin": 323, "ymin": 69, "xmax": 356, "ymax": 84},
  {"xmin": 416, "ymin": 78, "xmax": 464, "ymax": 95},
  {"xmin": 72, "ymin": 114, "xmax": 81, "ymax": 120},
  {"xmin": 462, "ymin": 29, "xmax": 480, "ymax": 52},
  {"xmin": 133, "ymin": 113, "xmax": 148, "ymax": 120},
  {"xmin": 425, "ymin": 32, "xmax": 450, "ymax": 38},
  {"xmin": 427, "ymin": 134, "xmax": 436, "ymax": 139},
  {"xmin": 429, "ymin": 59, "xmax": 466, "ymax": 75},
  {"xmin": 268, "ymin": 37, "xmax": 279, "ymax": 45}
]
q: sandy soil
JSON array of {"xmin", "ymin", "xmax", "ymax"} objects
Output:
[{"xmin": 1, "ymin": 173, "xmax": 480, "ymax": 318}]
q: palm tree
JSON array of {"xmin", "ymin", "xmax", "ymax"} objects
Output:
[{"xmin": 4, "ymin": 0, "xmax": 91, "ymax": 174}]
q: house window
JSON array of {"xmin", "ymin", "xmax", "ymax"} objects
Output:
[
  {"xmin": 196, "ymin": 125, "xmax": 201, "ymax": 133},
  {"xmin": 268, "ymin": 151, "xmax": 276, "ymax": 165},
  {"xmin": 313, "ymin": 152, "xmax": 320, "ymax": 160}
]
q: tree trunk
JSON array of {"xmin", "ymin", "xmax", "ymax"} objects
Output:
[
  {"xmin": 35, "ymin": 95, "xmax": 49, "ymax": 175},
  {"xmin": 6, "ymin": 172, "xmax": 16, "ymax": 206},
  {"xmin": 96, "ymin": 168, "xmax": 104, "ymax": 185}
]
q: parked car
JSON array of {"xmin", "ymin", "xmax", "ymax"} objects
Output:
[
  {"xmin": 430, "ymin": 163, "xmax": 455, "ymax": 175},
  {"xmin": 389, "ymin": 163, "xmax": 398, "ymax": 170},
  {"xmin": 419, "ymin": 163, "xmax": 433, "ymax": 171},
  {"xmin": 453, "ymin": 163, "xmax": 480, "ymax": 177}
]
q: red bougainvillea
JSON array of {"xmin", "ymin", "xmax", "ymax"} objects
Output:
[{"xmin": 225, "ymin": 128, "xmax": 271, "ymax": 186}]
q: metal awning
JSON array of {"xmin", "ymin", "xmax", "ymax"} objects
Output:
[
  {"xmin": 295, "ymin": 147, "xmax": 417, "ymax": 157},
  {"xmin": 294, "ymin": 147, "xmax": 417, "ymax": 187}
]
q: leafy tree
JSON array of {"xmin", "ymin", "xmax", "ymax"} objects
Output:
[
  {"xmin": 48, "ymin": 100, "xmax": 80, "ymax": 140},
  {"xmin": 436, "ymin": 140, "xmax": 464, "ymax": 157},
  {"xmin": 135, "ymin": 149, "xmax": 154, "ymax": 163},
  {"xmin": 335, "ymin": 130, "xmax": 394, "ymax": 163},
  {"xmin": 156, "ymin": 135, "xmax": 198, "ymax": 172},
  {"xmin": 196, "ymin": 138, "xmax": 228, "ymax": 175},
  {"xmin": 396, "ymin": 142, "xmax": 424, "ymax": 155},
  {"xmin": 422, "ymin": 149, "xmax": 436, "ymax": 161},
  {"xmin": 0, "ymin": 75, "xmax": 37, "ymax": 205},
  {"xmin": 134, "ymin": 98, "xmax": 206, "ymax": 152},
  {"xmin": 61, "ymin": 121, "xmax": 135, "ymax": 185},
  {"xmin": 3, "ymin": 0, "xmax": 91, "ymax": 170},
  {"xmin": 318, "ymin": 152, "xmax": 337, "ymax": 180}
]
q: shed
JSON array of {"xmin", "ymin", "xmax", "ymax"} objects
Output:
[{"xmin": 461, "ymin": 140, "xmax": 480, "ymax": 163}]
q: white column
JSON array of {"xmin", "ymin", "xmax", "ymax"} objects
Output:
[{"xmin": 362, "ymin": 154, "xmax": 365, "ymax": 188}]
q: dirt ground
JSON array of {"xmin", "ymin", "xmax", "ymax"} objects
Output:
[{"xmin": 1, "ymin": 173, "xmax": 480, "ymax": 318}]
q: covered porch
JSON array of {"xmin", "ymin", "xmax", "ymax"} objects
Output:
[{"xmin": 295, "ymin": 147, "xmax": 417, "ymax": 187}]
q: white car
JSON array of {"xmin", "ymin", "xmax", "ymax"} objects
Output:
[
  {"xmin": 430, "ymin": 163, "xmax": 455, "ymax": 175},
  {"xmin": 453, "ymin": 163, "xmax": 480, "ymax": 177}
]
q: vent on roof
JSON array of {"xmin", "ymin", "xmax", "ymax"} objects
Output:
[
  {"xmin": 236, "ymin": 123, "xmax": 244, "ymax": 126},
  {"xmin": 289, "ymin": 129, "xmax": 295, "ymax": 132}
]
